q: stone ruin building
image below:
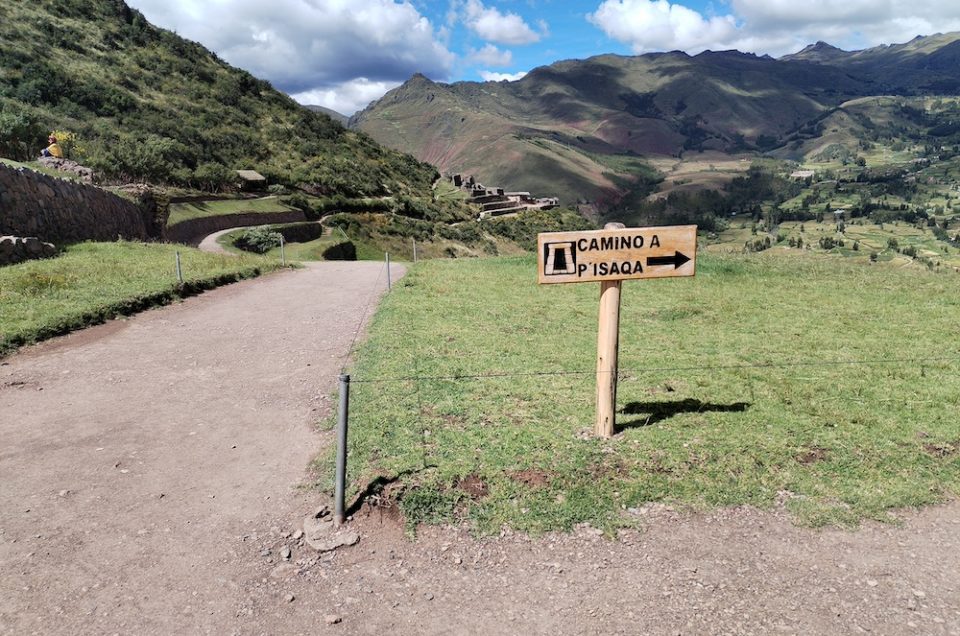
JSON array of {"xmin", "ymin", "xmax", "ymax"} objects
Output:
[{"xmin": 449, "ymin": 174, "xmax": 559, "ymax": 219}]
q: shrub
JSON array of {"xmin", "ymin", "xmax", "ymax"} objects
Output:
[
  {"xmin": 49, "ymin": 129, "xmax": 85, "ymax": 160},
  {"xmin": 192, "ymin": 162, "xmax": 234, "ymax": 192},
  {"xmin": 0, "ymin": 107, "xmax": 44, "ymax": 160},
  {"xmin": 233, "ymin": 226, "xmax": 282, "ymax": 253}
]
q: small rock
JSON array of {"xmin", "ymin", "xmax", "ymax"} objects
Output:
[
  {"xmin": 305, "ymin": 529, "xmax": 360, "ymax": 553},
  {"xmin": 284, "ymin": 593, "xmax": 295, "ymax": 603},
  {"xmin": 58, "ymin": 490, "xmax": 70, "ymax": 497},
  {"xmin": 325, "ymin": 614, "xmax": 342, "ymax": 625},
  {"xmin": 292, "ymin": 529, "xmax": 303, "ymax": 540},
  {"xmin": 454, "ymin": 556, "xmax": 463, "ymax": 565},
  {"xmin": 303, "ymin": 516, "xmax": 334, "ymax": 540},
  {"xmin": 260, "ymin": 549, "xmax": 271, "ymax": 557},
  {"xmin": 913, "ymin": 590, "xmax": 926, "ymax": 599},
  {"xmin": 281, "ymin": 546, "xmax": 292, "ymax": 560},
  {"xmin": 424, "ymin": 592, "xmax": 434, "ymax": 601},
  {"xmin": 269, "ymin": 564, "xmax": 298, "ymax": 580},
  {"xmin": 866, "ymin": 579, "xmax": 878, "ymax": 587}
]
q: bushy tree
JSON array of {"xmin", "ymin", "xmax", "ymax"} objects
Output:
[{"xmin": 0, "ymin": 107, "xmax": 44, "ymax": 160}]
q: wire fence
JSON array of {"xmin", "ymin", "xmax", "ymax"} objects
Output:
[
  {"xmin": 346, "ymin": 353, "xmax": 960, "ymax": 385},
  {"xmin": 337, "ymin": 257, "xmax": 960, "ymax": 385},
  {"xmin": 323, "ymin": 261, "xmax": 960, "ymax": 521}
]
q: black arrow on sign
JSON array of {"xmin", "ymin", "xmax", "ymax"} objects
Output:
[{"xmin": 647, "ymin": 251, "xmax": 691, "ymax": 269}]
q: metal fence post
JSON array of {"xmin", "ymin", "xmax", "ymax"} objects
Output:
[
  {"xmin": 175, "ymin": 251, "xmax": 183, "ymax": 284},
  {"xmin": 280, "ymin": 235, "xmax": 285, "ymax": 266},
  {"xmin": 334, "ymin": 373, "xmax": 350, "ymax": 526},
  {"xmin": 386, "ymin": 252, "xmax": 392, "ymax": 290}
]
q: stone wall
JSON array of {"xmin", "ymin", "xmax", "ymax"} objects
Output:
[
  {"xmin": 275, "ymin": 221, "xmax": 323, "ymax": 244},
  {"xmin": 0, "ymin": 236, "xmax": 57, "ymax": 266},
  {"xmin": 0, "ymin": 163, "xmax": 154, "ymax": 243},
  {"xmin": 164, "ymin": 210, "xmax": 307, "ymax": 246}
]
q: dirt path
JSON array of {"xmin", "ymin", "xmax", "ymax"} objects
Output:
[
  {"xmin": 197, "ymin": 227, "xmax": 236, "ymax": 254},
  {"xmin": 1, "ymin": 262, "xmax": 959, "ymax": 635},
  {"xmin": 0, "ymin": 262, "xmax": 393, "ymax": 635}
]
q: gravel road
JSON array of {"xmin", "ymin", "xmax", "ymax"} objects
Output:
[{"xmin": 1, "ymin": 261, "xmax": 958, "ymax": 635}]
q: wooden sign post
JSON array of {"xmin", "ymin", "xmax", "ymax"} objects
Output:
[{"xmin": 537, "ymin": 223, "xmax": 697, "ymax": 437}]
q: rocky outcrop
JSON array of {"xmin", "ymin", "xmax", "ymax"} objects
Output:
[
  {"xmin": 0, "ymin": 235, "xmax": 57, "ymax": 266},
  {"xmin": 37, "ymin": 157, "xmax": 94, "ymax": 182},
  {"xmin": 0, "ymin": 163, "xmax": 157, "ymax": 244}
]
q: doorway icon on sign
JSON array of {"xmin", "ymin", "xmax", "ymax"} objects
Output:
[{"xmin": 543, "ymin": 241, "xmax": 577, "ymax": 276}]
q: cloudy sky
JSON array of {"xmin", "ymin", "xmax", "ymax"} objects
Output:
[{"xmin": 126, "ymin": 0, "xmax": 960, "ymax": 115}]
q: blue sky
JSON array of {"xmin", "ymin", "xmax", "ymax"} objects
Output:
[{"xmin": 126, "ymin": 0, "xmax": 960, "ymax": 115}]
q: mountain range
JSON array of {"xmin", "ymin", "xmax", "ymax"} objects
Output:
[{"xmin": 351, "ymin": 33, "xmax": 960, "ymax": 209}]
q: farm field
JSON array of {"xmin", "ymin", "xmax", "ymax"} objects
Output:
[{"xmin": 324, "ymin": 250, "xmax": 960, "ymax": 534}]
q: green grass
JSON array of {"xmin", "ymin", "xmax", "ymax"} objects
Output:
[
  {"xmin": 322, "ymin": 251, "xmax": 960, "ymax": 535},
  {"xmin": 433, "ymin": 179, "xmax": 470, "ymax": 202},
  {"xmin": 166, "ymin": 196, "xmax": 299, "ymax": 226},
  {"xmin": 0, "ymin": 241, "xmax": 280, "ymax": 355}
]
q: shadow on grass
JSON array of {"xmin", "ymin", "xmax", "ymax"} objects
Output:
[
  {"xmin": 616, "ymin": 398, "xmax": 751, "ymax": 431},
  {"xmin": 345, "ymin": 465, "xmax": 437, "ymax": 517}
]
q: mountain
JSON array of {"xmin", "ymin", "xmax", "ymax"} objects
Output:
[
  {"xmin": 782, "ymin": 41, "xmax": 847, "ymax": 64},
  {"xmin": 306, "ymin": 105, "xmax": 349, "ymax": 126},
  {"xmin": 782, "ymin": 32, "xmax": 960, "ymax": 92},
  {"xmin": 352, "ymin": 33, "xmax": 960, "ymax": 209},
  {"xmin": 0, "ymin": 0, "xmax": 437, "ymax": 197}
]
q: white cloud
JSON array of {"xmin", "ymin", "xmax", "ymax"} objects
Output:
[
  {"xmin": 463, "ymin": 0, "xmax": 543, "ymax": 45},
  {"xmin": 588, "ymin": 0, "xmax": 738, "ymax": 54},
  {"xmin": 126, "ymin": 0, "xmax": 454, "ymax": 95},
  {"xmin": 292, "ymin": 78, "xmax": 403, "ymax": 116},
  {"xmin": 731, "ymin": 0, "xmax": 890, "ymax": 30},
  {"xmin": 588, "ymin": 0, "xmax": 960, "ymax": 57},
  {"xmin": 479, "ymin": 70, "xmax": 528, "ymax": 82},
  {"xmin": 468, "ymin": 44, "xmax": 513, "ymax": 67}
]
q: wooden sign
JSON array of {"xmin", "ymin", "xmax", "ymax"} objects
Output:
[
  {"xmin": 537, "ymin": 225, "xmax": 697, "ymax": 284},
  {"xmin": 537, "ymin": 224, "xmax": 698, "ymax": 438}
]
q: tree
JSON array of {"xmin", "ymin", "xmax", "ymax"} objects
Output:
[
  {"xmin": 192, "ymin": 162, "xmax": 234, "ymax": 192},
  {"xmin": 0, "ymin": 108, "xmax": 45, "ymax": 160}
]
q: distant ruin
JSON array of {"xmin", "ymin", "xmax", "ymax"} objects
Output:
[{"xmin": 450, "ymin": 174, "xmax": 559, "ymax": 219}]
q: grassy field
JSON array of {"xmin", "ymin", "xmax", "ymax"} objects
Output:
[
  {"xmin": 322, "ymin": 251, "xmax": 960, "ymax": 535},
  {"xmin": 709, "ymin": 213, "xmax": 960, "ymax": 271},
  {"xmin": 167, "ymin": 196, "xmax": 299, "ymax": 226},
  {"xmin": 0, "ymin": 242, "xmax": 280, "ymax": 355}
]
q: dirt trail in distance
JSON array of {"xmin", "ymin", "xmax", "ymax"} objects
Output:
[{"xmin": 0, "ymin": 260, "xmax": 958, "ymax": 635}]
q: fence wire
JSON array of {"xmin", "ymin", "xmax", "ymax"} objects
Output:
[{"xmin": 345, "ymin": 353, "xmax": 960, "ymax": 385}]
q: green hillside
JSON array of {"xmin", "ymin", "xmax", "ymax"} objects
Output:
[{"xmin": 0, "ymin": 0, "xmax": 435, "ymax": 198}]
